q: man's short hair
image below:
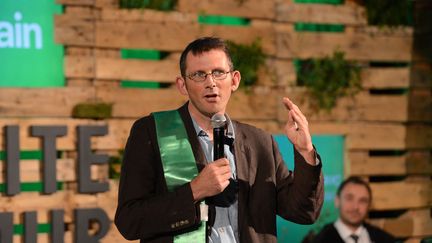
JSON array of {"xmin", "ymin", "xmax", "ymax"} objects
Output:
[
  {"xmin": 336, "ymin": 176, "xmax": 372, "ymax": 200},
  {"xmin": 179, "ymin": 37, "xmax": 234, "ymax": 78}
]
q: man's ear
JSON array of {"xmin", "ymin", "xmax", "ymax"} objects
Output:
[
  {"xmin": 335, "ymin": 196, "xmax": 340, "ymax": 209},
  {"xmin": 231, "ymin": 70, "xmax": 241, "ymax": 92},
  {"xmin": 176, "ymin": 76, "xmax": 188, "ymax": 96}
]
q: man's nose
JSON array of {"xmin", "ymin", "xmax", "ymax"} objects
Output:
[{"xmin": 204, "ymin": 74, "xmax": 217, "ymax": 87}]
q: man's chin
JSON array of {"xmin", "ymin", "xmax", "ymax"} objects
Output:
[{"xmin": 345, "ymin": 219, "xmax": 363, "ymax": 228}]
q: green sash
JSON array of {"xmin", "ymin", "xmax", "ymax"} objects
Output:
[{"xmin": 153, "ymin": 110, "xmax": 206, "ymax": 243}]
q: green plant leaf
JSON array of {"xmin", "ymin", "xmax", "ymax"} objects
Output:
[
  {"xmin": 298, "ymin": 51, "xmax": 361, "ymax": 111},
  {"xmin": 227, "ymin": 39, "xmax": 266, "ymax": 89}
]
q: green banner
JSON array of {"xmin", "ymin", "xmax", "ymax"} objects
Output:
[
  {"xmin": 275, "ymin": 135, "xmax": 344, "ymax": 243},
  {"xmin": 0, "ymin": 0, "xmax": 64, "ymax": 87}
]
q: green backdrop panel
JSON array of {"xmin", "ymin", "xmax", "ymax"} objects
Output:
[
  {"xmin": 0, "ymin": 0, "xmax": 64, "ymax": 87},
  {"xmin": 275, "ymin": 135, "xmax": 344, "ymax": 243}
]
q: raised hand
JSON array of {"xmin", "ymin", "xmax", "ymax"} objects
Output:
[{"xmin": 282, "ymin": 97, "xmax": 316, "ymax": 165}]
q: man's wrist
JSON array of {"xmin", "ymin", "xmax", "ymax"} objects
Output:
[{"xmin": 298, "ymin": 147, "xmax": 317, "ymax": 165}]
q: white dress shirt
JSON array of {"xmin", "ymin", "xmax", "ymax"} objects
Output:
[{"xmin": 334, "ymin": 218, "xmax": 372, "ymax": 243}]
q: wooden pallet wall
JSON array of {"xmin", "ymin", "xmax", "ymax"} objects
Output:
[{"xmin": 0, "ymin": 0, "xmax": 430, "ymax": 242}]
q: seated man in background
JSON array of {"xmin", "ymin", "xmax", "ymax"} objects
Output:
[{"xmin": 313, "ymin": 176, "xmax": 395, "ymax": 243}]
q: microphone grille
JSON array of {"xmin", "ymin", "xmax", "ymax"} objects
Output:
[{"xmin": 211, "ymin": 114, "xmax": 226, "ymax": 128}]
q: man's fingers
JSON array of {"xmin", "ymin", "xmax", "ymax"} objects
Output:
[
  {"xmin": 283, "ymin": 97, "xmax": 294, "ymax": 110},
  {"xmin": 213, "ymin": 158, "xmax": 229, "ymax": 166},
  {"xmin": 287, "ymin": 109, "xmax": 295, "ymax": 122}
]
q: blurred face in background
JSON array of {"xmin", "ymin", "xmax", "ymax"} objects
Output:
[
  {"xmin": 335, "ymin": 182, "xmax": 371, "ymax": 230},
  {"xmin": 176, "ymin": 49, "xmax": 240, "ymax": 119}
]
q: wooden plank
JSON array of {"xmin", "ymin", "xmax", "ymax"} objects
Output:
[
  {"xmin": 404, "ymin": 238, "xmax": 425, "ymax": 243},
  {"xmin": 354, "ymin": 26, "xmax": 413, "ymax": 38},
  {"xmin": 96, "ymin": 86, "xmax": 278, "ymax": 120},
  {"xmin": 56, "ymin": 0, "xmax": 94, "ymax": 6},
  {"xmin": 102, "ymin": 225, "xmax": 140, "ymax": 243},
  {"xmin": 0, "ymin": 118, "xmax": 133, "ymax": 150},
  {"xmin": 0, "ymin": 208, "xmax": 53, "ymax": 224},
  {"xmin": 406, "ymin": 125, "xmax": 432, "ymax": 149},
  {"xmin": 370, "ymin": 180, "xmax": 432, "ymax": 210},
  {"xmin": 0, "ymin": 87, "xmax": 95, "ymax": 117},
  {"xmin": 66, "ymin": 47, "xmax": 94, "ymax": 56},
  {"xmin": 369, "ymin": 209, "xmax": 432, "ymax": 238},
  {"xmin": 67, "ymin": 79, "xmax": 94, "ymax": 87},
  {"xmin": 65, "ymin": 56, "xmax": 95, "ymax": 78},
  {"xmin": 94, "ymin": 0, "xmax": 118, "ymax": 8},
  {"xmin": 410, "ymin": 62, "xmax": 432, "ymax": 88},
  {"xmin": 199, "ymin": 25, "xmax": 275, "ymax": 55},
  {"xmin": 276, "ymin": 30, "xmax": 412, "ymax": 61},
  {"xmin": 95, "ymin": 48, "xmax": 120, "ymax": 58},
  {"xmin": 0, "ymin": 192, "xmax": 67, "ymax": 218},
  {"xmin": 227, "ymin": 87, "xmax": 278, "ymax": 120},
  {"xmin": 261, "ymin": 58, "xmax": 296, "ymax": 87},
  {"xmin": 408, "ymin": 89, "xmax": 432, "ymax": 122},
  {"xmin": 101, "ymin": 8, "xmax": 197, "ymax": 23},
  {"xmin": 349, "ymin": 151, "xmax": 432, "ymax": 176},
  {"xmin": 361, "ymin": 68, "xmax": 410, "ymax": 89},
  {"xmin": 96, "ymin": 21, "xmax": 198, "ymax": 51},
  {"xmin": 406, "ymin": 151, "xmax": 432, "ymax": 174},
  {"xmin": 102, "ymin": 223, "xmax": 140, "ymax": 243},
  {"xmin": 13, "ymin": 235, "xmax": 50, "ymax": 243},
  {"xmin": 55, "ymin": 15, "xmax": 94, "ymax": 46},
  {"xmin": 65, "ymin": 6, "xmax": 99, "ymax": 19},
  {"xmin": 310, "ymin": 122, "xmax": 406, "ymax": 150},
  {"xmin": 95, "ymin": 21, "xmax": 276, "ymax": 54},
  {"xmin": 276, "ymin": 3, "xmax": 367, "ymax": 25},
  {"xmin": 57, "ymin": 220, "xmax": 140, "ymax": 243},
  {"xmin": 349, "ymin": 151, "xmax": 407, "ymax": 176},
  {"xmin": 65, "ymin": 55, "xmax": 179, "ymax": 82},
  {"xmin": 96, "ymin": 57, "xmax": 178, "ymax": 82},
  {"xmin": 277, "ymin": 89, "xmax": 409, "ymax": 122},
  {"xmin": 177, "ymin": 0, "xmax": 275, "ymax": 19},
  {"xmin": 96, "ymin": 87, "xmax": 188, "ymax": 118},
  {"xmin": 0, "ymin": 159, "xmax": 76, "ymax": 183}
]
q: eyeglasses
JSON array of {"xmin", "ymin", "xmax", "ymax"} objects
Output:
[{"xmin": 186, "ymin": 70, "xmax": 231, "ymax": 82}]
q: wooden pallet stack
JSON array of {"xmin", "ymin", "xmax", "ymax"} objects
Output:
[{"xmin": 0, "ymin": 0, "xmax": 430, "ymax": 242}]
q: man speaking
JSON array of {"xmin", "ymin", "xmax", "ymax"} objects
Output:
[{"xmin": 115, "ymin": 37, "xmax": 324, "ymax": 243}]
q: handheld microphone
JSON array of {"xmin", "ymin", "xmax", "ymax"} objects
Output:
[
  {"xmin": 209, "ymin": 114, "xmax": 237, "ymax": 207},
  {"xmin": 211, "ymin": 114, "xmax": 226, "ymax": 161}
]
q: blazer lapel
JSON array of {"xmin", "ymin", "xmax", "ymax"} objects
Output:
[
  {"xmin": 233, "ymin": 122, "xmax": 253, "ymax": 239},
  {"xmin": 177, "ymin": 103, "xmax": 207, "ymax": 170}
]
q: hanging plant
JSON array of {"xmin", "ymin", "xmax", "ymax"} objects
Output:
[
  {"xmin": 297, "ymin": 51, "xmax": 361, "ymax": 111},
  {"xmin": 227, "ymin": 39, "xmax": 266, "ymax": 89}
]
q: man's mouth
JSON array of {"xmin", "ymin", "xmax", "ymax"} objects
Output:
[{"xmin": 204, "ymin": 94, "xmax": 219, "ymax": 102}]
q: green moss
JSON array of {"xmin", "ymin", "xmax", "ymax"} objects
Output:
[
  {"xmin": 297, "ymin": 51, "xmax": 361, "ymax": 111},
  {"xmin": 109, "ymin": 150, "xmax": 123, "ymax": 179},
  {"xmin": 365, "ymin": 0, "xmax": 413, "ymax": 27},
  {"xmin": 227, "ymin": 39, "xmax": 266, "ymax": 88},
  {"xmin": 120, "ymin": 0, "xmax": 176, "ymax": 10},
  {"xmin": 72, "ymin": 103, "xmax": 113, "ymax": 119}
]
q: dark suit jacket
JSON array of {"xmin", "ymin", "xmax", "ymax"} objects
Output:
[
  {"xmin": 115, "ymin": 103, "xmax": 324, "ymax": 242},
  {"xmin": 312, "ymin": 222, "xmax": 396, "ymax": 243}
]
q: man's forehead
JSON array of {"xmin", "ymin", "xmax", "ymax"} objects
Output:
[
  {"xmin": 341, "ymin": 183, "xmax": 370, "ymax": 196},
  {"xmin": 185, "ymin": 50, "xmax": 230, "ymax": 70},
  {"xmin": 186, "ymin": 49, "xmax": 227, "ymax": 60}
]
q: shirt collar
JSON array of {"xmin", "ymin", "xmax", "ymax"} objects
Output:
[
  {"xmin": 191, "ymin": 114, "xmax": 235, "ymax": 139},
  {"xmin": 334, "ymin": 218, "xmax": 366, "ymax": 240}
]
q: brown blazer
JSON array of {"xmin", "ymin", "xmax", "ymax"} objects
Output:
[{"xmin": 114, "ymin": 103, "xmax": 324, "ymax": 243}]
